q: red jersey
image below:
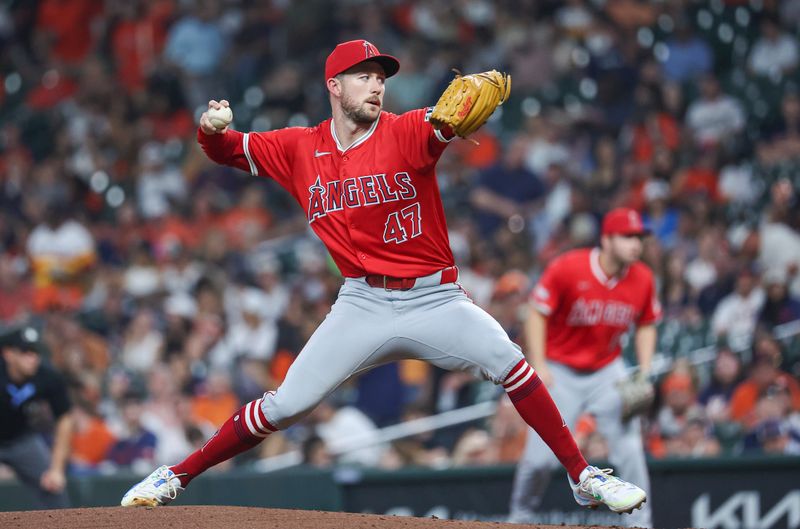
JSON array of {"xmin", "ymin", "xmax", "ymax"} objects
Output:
[
  {"xmin": 530, "ymin": 248, "xmax": 662, "ymax": 371},
  {"xmin": 198, "ymin": 109, "xmax": 455, "ymax": 277}
]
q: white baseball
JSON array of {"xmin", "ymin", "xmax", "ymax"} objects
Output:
[{"xmin": 207, "ymin": 106, "xmax": 233, "ymax": 129}]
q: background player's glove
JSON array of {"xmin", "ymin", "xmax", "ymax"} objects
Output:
[
  {"xmin": 615, "ymin": 372, "xmax": 655, "ymax": 422},
  {"xmin": 429, "ymin": 70, "xmax": 511, "ymax": 138}
]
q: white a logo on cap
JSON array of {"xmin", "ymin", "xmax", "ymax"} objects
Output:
[{"xmin": 363, "ymin": 40, "xmax": 377, "ymax": 58}]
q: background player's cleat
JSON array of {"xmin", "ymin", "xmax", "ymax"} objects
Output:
[
  {"xmin": 569, "ymin": 466, "xmax": 646, "ymax": 514},
  {"xmin": 121, "ymin": 465, "xmax": 185, "ymax": 507}
]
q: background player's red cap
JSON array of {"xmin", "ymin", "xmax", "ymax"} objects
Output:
[
  {"xmin": 601, "ymin": 207, "xmax": 650, "ymax": 237},
  {"xmin": 325, "ymin": 40, "xmax": 400, "ymax": 80}
]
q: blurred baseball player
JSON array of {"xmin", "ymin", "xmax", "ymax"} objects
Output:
[
  {"xmin": 509, "ymin": 208, "xmax": 660, "ymax": 527},
  {"xmin": 121, "ymin": 40, "xmax": 645, "ymax": 514}
]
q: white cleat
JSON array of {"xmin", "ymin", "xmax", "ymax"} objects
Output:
[
  {"xmin": 569, "ymin": 466, "xmax": 647, "ymax": 514},
  {"xmin": 121, "ymin": 465, "xmax": 185, "ymax": 507}
]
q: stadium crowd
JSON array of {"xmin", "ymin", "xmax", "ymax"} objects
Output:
[{"xmin": 1, "ymin": 0, "xmax": 800, "ymax": 478}]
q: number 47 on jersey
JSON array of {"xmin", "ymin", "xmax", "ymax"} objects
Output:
[{"xmin": 383, "ymin": 202, "xmax": 422, "ymax": 244}]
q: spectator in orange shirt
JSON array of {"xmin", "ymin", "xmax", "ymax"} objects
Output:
[
  {"xmin": 191, "ymin": 371, "xmax": 240, "ymax": 430},
  {"xmin": 730, "ymin": 338, "xmax": 800, "ymax": 428},
  {"xmin": 70, "ymin": 402, "xmax": 116, "ymax": 474},
  {"xmin": 672, "ymin": 149, "xmax": 721, "ymax": 204}
]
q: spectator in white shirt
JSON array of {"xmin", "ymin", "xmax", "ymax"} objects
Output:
[
  {"xmin": 686, "ymin": 75, "xmax": 745, "ymax": 148},
  {"xmin": 748, "ymin": 17, "xmax": 799, "ymax": 78},
  {"xmin": 136, "ymin": 142, "xmax": 187, "ymax": 220},
  {"xmin": 711, "ymin": 266, "xmax": 766, "ymax": 350}
]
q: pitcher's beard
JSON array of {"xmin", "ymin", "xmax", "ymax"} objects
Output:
[{"xmin": 342, "ymin": 98, "xmax": 379, "ymax": 124}]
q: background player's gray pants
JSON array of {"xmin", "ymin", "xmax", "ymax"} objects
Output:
[
  {"xmin": 0, "ymin": 433, "xmax": 70, "ymax": 509},
  {"xmin": 509, "ymin": 359, "xmax": 652, "ymax": 528},
  {"xmin": 260, "ymin": 270, "xmax": 524, "ymax": 429}
]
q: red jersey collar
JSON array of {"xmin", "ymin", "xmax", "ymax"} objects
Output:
[
  {"xmin": 590, "ymin": 247, "xmax": 628, "ymax": 289},
  {"xmin": 330, "ymin": 112, "xmax": 382, "ymax": 153}
]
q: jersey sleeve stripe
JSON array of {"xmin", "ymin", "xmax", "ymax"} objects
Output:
[
  {"xmin": 530, "ymin": 301, "xmax": 553, "ymax": 316},
  {"xmin": 242, "ymin": 133, "xmax": 259, "ymax": 176},
  {"xmin": 434, "ymin": 128, "xmax": 456, "ymax": 143}
]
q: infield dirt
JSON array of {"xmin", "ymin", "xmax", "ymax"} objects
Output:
[{"xmin": 0, "ymin": 505, "xmax": 632, "ymax": 529}]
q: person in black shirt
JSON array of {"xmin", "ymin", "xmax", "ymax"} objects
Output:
[{"xmin": 0, "ymin": 324, "xmax": 72, "ymax": 508}]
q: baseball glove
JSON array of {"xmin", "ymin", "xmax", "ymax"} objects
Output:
[
  {"xmin": 615, "ymin": 373, "xmax": 655, "ymax": 422},
  {"xmin": 429, "ymin": 70, "xmax": 511, "ymax": 138}
]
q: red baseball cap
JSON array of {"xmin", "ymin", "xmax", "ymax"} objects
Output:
[
  {"xmin": 325, "ymin": 40, "xmax": 400, "ymax": 80},
  {"xmin": 601, "ymin": 207, "xmax": 650, "ymax": 237}
]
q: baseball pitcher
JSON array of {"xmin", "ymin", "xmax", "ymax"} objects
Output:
[
  {"xmin": 509, "ymin": 207, "xmax": 661, "ymax": 527},
  {"xmin": 121, "ymin": 40, "xmax": 646, "ymax": 515}
]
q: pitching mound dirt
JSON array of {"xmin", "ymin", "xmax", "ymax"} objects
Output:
[{"xmin": 0, "ymin": 506, "xmax": 625, "ymax": 529}]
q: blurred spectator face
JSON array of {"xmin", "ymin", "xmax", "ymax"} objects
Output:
[
  {"xmin": 0, "ymin": 255, "xmax": 21, "ymax": 289},
  {"xmin": 644, "ymin": 180, "xmax": 669, "ymax": 213},
  {"xmin": 751, "ymin": 357, "xmax": 778, "ymax": 389},
  {"xmin": 129, "ymin": 309, "xmax": 155, "ymax": 337},
  {"xmin": 714, "ymin": 349, "xmax": 741, "ymax": 386},
  {"xmin": 771, "ymin": 178, "xmax": 795, "ymax": 207},
  {"xmin": 196, "ymin": 283, "xmax": 222, "ymax": 315},
  {"xmin": 760, "ymin": 19, "xmax": 780, "ymax": 41},
  {"xmin": 453, "ymin": 429, "xmax": 496, "ymax": 466},
  {"xmin": 303, "ymin": 436, "xmax": 333, "ymax": 468},
  {"xmin": 663, "ymin": 82, "xmax": 683, "ymax": 115},
  {"xmin": 595, "ymin": 136, "xmax": 616, "ymax": 166},
  {"xmin": 697, "ymin": 230, "xmax": 718, "ymax": 260},
  {"xmin": 734, "ymin": 270, "xmax": 758, "ymax": 296},
  {"xmin": 206, "ymin": 371, "xmax": 232, "ymax": 397},
  {"xmin": 754, "ymin": 336, "xmax": 782, "ymax": 365},
  {"xmin": 584, "ymin": 431, "xmax": 609, "ymax": 460},
  {"xmin": 782, "ymin": 92, "xmax": 800, "ymax": 121},
  {"xmin": 604, "ymin": 234, "xmax": 644, "ymax": 266},
  {"xmin": 764, "ymin": 268, "xmax": 789, "ymax": 300},
  {"xmin": 662, "ymin": 373, "xmax": 695, "ymax": 414},
  {"xmin": 122, "ymin": 397, "xmax": 145, "ymax": 430},
  {"xmin": 682, "ymin": 419, "xmax": 708, "ymax": 447},
  {"xmin": 665, "ymin": 253, "xmax": 684, "ymax": 280},
  {"xmin": 107, "ymin": 369, "xmax": 132, "ymax": 401},
  {"xmin": 653, "ymin": 148, "xmax": 674, "ymax": 178},
  {"xmin": 755, "ymin": 391, "xmax": 786, "ymax": 421},
  {"xmin": 147, "ymin": 365, "xmax": 178, "ymax": 400},
  {"xmin": 699, "ymin": 76, "xmax": 720, "ymax": 100},
  {"xmin": 503, "ymin": 138, "xmax": 528, "ymax": 168}
]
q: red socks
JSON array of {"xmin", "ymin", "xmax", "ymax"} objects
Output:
[
  {"xmin": 169, "ymin": 365, "xmax": 587, "ymax": 487},
  {"xmin": 170, "ymin": 397, "xmax": 275, "ymax": 486},
  {"xmin": 503, "ymin": 359, "xmax": 588, "ymax": 482}
]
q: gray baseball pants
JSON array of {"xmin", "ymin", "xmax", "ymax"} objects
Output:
[
  {"xmin": 0, "ymin": 433, "xmax": 70, "ymax": 509},
  {"xmin": 259, "ymin": 270, "xmax": 525, "ymax": 430}
]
